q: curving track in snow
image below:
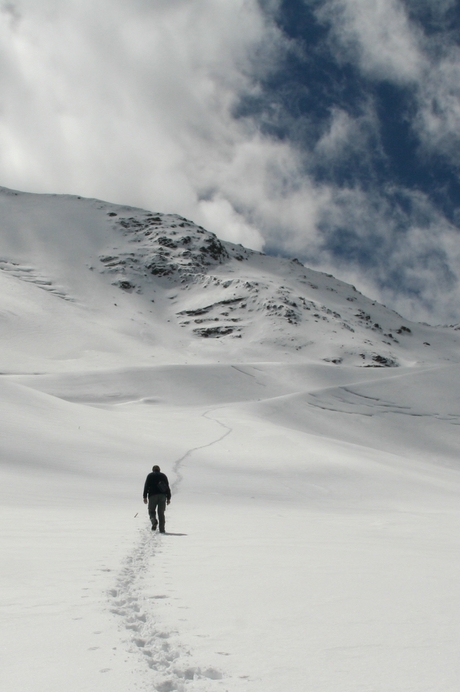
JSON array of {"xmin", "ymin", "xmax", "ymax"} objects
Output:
[{"xmin": 109, "ymin": 410, "xmax": 233, "ymax": 691}]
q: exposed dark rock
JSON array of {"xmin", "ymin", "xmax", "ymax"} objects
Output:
[
  {"xmin": 193, "ymin": 326, "xmax": 235, "ymax": 338},
  {"xmin": 157, "ymin": 237, "xmax": 177, "ymax": 249},
  {"xmin": 370, "ymin": 355, "xmax": 397, "ymax": 367},
  {"xmin": 115, "ymin": 280, "xmax": 135, "ymax": 291},
  {"xmin": 179, "ymin": 307, "xmax": 212, "ymax": 317},
  {"xmin": 177, "ymin": 297, "xmax": 244, "ymax": 318},
  {"xmin": 100, "ymin": 256, "xmax": 118, "ymax": 263}
]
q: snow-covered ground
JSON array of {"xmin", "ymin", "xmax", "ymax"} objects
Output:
[{"xmin": 1, "ymin": 187, "xmax": 460, "ymax": 691}]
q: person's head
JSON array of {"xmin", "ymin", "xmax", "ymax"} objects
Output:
[{"xmin": 152, "ymin": 465, "xmax": 161, "ymax": 472}]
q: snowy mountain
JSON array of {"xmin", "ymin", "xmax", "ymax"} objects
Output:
[
  {"xmin": 1, "ymin": 186, "xmax": 459, "ymax": 372},
  {"xmin": 2, "ymin": 187, "xmax": 460, "ymax": 692}
]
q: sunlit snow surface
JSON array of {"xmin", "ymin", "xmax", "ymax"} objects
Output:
[{"xmin": 1, "ymin": 187, "xmax": 460, "ymax": 691}]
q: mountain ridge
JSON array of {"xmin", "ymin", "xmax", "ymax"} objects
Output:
[{"xmin": 0, "ymin": 186, "xmax": 459, "ymax": 370}]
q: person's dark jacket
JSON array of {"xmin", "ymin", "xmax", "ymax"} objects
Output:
[{"xmin": 143, "ymin": 471, "xmax": 171, "ymax": 501}]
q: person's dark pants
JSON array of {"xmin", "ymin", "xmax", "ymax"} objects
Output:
[{"xmin": 148, "ymin": 494, "xmax": 167, "ymax": 532}]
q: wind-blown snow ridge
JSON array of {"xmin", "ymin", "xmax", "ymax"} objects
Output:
[{"xmin": 0, "ymin": 257, "xmax": 74, "ymax": 300}]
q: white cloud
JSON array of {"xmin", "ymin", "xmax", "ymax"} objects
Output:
[
  {"xmin": 0, "ymin": 0, "xmax": 287, "ymax": 239},
  {"xmin": 314, "ymin": 103, "xmax": 380, "ymax": 164},
  {"xmin": 198, "ymin": 196, "xmax": 264, "ymax": 250},
  {"xmin": 0, "ymin": 0, "xmax": 334, "ymax": 257},
  {"xmin": 318, "ymin": 0, "xmax": 460, "ymax": 166},
  {"xmin": 416, "ymin": 46, "xmax": 460, "ymax": 166},
  {"xmin": 317, "ymin": 0, "xmax": 425, "ymax": 83},
  {"xmin": 308, "ymin": 184, "xmax": 460, "ymax": 324},
  {"xmin": 315, "ymin": 108, "xmax": 357, "ymax": 157}
]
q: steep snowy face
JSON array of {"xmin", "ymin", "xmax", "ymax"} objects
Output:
[
  {"xmin": 0, "ymin": 186, "xmax": 459, "ymax": 369},
  {"xmin": 97, "ymin": 208, "xmax": 460, "ymax": 367}
]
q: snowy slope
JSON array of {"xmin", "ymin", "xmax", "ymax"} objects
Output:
[
  {"xmin": 1, "ymin": 185, "xmax": 460, "ymax": 371},
  {"xmin": 1, "ymin": 187, "xmax": 460, "ymax": 692}
]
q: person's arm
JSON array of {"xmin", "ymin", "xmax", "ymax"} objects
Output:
[
  {"xmin": 163, "ymin": 474, "xmax": 172, "ymax": 504},
  {"xmin": 143, "ymin": 476, "xmax": 149, "ymax": 503}
]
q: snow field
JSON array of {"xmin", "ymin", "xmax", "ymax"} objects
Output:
[
  {"xmin": 0, "ymin": 504, "xmax": 142, "ymax": 692},
  {"xmin": 3, "ymin": 362, "xmax": 460, "ymax": 691}
]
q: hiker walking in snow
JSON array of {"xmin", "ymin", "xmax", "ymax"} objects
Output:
[{"xmin": 143, "ymin": 465, "xmax": 171, "ymax": 533}]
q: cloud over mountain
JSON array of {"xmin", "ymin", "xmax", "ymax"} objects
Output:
[{"xmin": 0, "ymin": 1, "xmax": 459, "ymax": 323}]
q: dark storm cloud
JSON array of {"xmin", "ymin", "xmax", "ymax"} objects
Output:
[{"xmin": 0, "ymin": 0, "xmax": 459, "ymax": 322}]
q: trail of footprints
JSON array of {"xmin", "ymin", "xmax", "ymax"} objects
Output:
[{"xmin": 108, "ymin": 528, "xmax": 226, "ymax": 691}]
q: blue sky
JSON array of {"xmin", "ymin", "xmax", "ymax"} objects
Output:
[
  {"xmin": 244, "ymin": 0, "xmax": 460, "ymax": 321},
  {"xmin": 0, "ymin": 0, "xmax": 459, "ymax": 322}
]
